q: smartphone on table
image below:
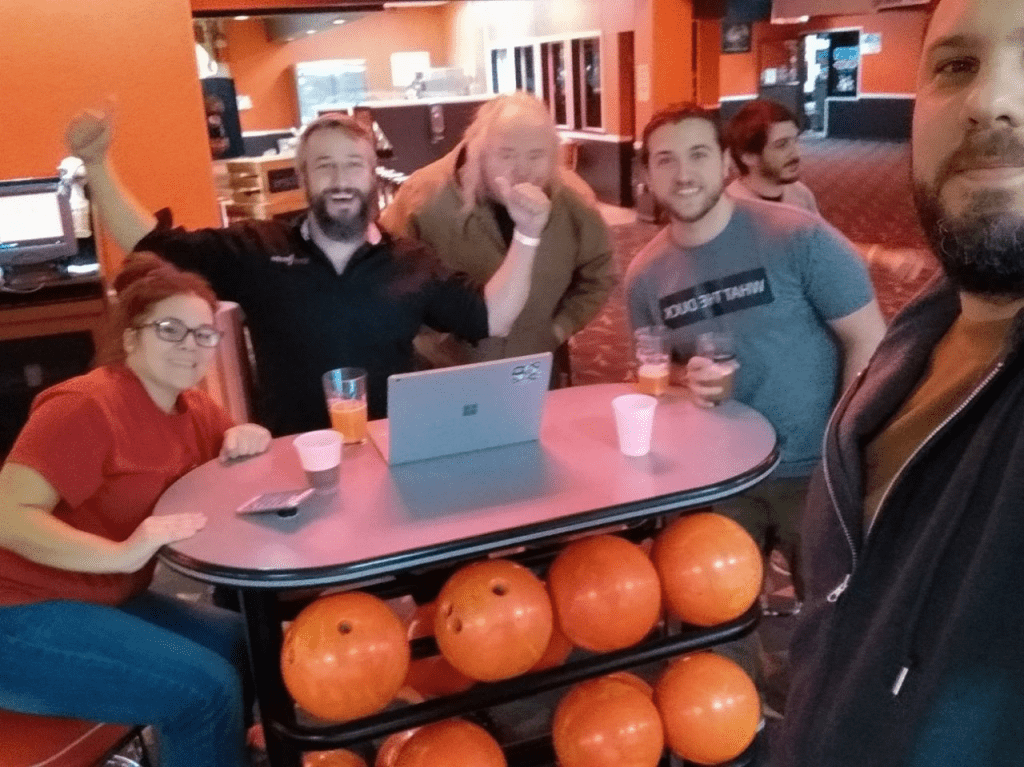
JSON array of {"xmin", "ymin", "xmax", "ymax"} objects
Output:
[{"xmin": 235, "ymin": 488, "xmax": 315, "ymax": 518}]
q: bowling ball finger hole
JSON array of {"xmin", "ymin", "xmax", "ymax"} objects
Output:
[
  {"xmin": 449, "ymin": 618, "xmax": 463, "ymax": 634},
  {"xmin": 442, "ymin": 603, "xmax": 454, "ymax": 617},
  {"xmin": 491, "ymin": 582, "xmax": 508, "ymax": 597},
  {"xmin": 337, "ymin": 621, "xmax": 354, "ymax": 635}
]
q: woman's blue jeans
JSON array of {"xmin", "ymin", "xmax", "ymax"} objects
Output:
[{"xmin": 0, "ymin": 591, "xmax": 248, "ymax": 767}]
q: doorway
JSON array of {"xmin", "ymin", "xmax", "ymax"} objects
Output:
[{"xmin": 801, "ymin": 29, "xmax": 861, "ymax": 136}]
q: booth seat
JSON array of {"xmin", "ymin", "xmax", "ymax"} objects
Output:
[
  {"xmin": 0, "ymin": 709, "xmax": 147, "ymax": 767},
  {"xmin": 197, "ymin": 301, "xmax": 256, "ymax": 425}
]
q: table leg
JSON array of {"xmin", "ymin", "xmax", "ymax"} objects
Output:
[{"xmin": 240, "ymin": 589, "xmax": 302, "ymax": 767}]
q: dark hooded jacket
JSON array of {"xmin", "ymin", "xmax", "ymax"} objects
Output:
[{"xmin": 771, "ymin": 275, "xmax": 1024, "ymax": 767}]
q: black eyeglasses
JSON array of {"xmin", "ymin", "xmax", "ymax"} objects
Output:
[{"xmin": 137, "ymin": 318, "xmax": 222, "ymax": 348}]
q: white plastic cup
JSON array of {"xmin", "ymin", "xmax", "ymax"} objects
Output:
[
  {"xmin": 292, "ymin": 429, "xmax": 343, "ymax": 492},
  {"xmin": 612, "ymin": 394, "xmax": 658, "ymax": 457}
]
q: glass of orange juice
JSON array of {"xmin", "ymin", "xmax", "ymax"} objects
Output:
[
  {"xmin": 634, "ymin": 326, "xmax": 670, "ymax": 397},
  {"xmin": 322, "ymin": 368, "xmax": 368, "ymax": 444}
]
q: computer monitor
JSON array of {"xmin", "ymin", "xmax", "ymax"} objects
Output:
[{"xmin": 0, "ymin": 177, "xmax": 78, "ymax": 266}]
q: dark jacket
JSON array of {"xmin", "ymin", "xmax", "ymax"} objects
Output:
[{"xmin": 771, "ymin": 275, "xmax": 1024, "ymax": 767}]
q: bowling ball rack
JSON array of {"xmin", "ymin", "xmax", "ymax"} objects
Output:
[{"xmin": 242, "ymin": 577, "xmax": 759, "ymax": 765}]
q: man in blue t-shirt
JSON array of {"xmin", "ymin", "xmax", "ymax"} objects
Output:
[{"xmin": 626, "ymin": 103, "xmax": 885, "ymax": 616}]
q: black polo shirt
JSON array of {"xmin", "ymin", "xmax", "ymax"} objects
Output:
[{"xmin": 137, "ymin": 213, "xmax": 489, "ymax": 435}]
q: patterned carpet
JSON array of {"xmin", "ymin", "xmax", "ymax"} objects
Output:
[
  {"xmin": 569, "ymin": 138, "xmax": 940, "ymax": 385},
  {"xmin": 801, "ymin": 136, "xmax": 928, "ymax": 250}
]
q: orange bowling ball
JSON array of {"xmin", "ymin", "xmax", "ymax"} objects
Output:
[
  {"xmin": 652, "ymin": 512, "xmax": 763, "ymax": 626},
  {"xmin": 654, "ymin": 652, "xmax": 760, "ymax": 765},
  {"xmin": 547, "ymin": 535, "xmax": 662, "ymax": 651},
  {"xmin": 529, "ymin": 623, "xmax": 574, "ymax": 672},
  {"xmin": 375, "ymin": 728, "xmax": 418, "ymax": 767},
  {"xmin": 603, "ymin": 671, "xmax": 654, "ymax": 698},
  {"xmin": 374, "ymin": 689, "xmax": 422, "ymax": 767},
  {"xmin": 552, "ymin": 674, "xmax": 664, "ymax": 767},
  {"xmin": 305, "ymin": 750, "xmax": 368, "ymax": 767},
  {"xmin": 434, "ymin": 559, "xmax": 553, "ymax": 681},
  {"xmin": 403, "ymin": 602, "xmax": 475, "ymax": 697},
  {"xmin": 281, "ymin": 592, "xmax": 410, "ymax": 722},
  {"xmin": 393, "ymin": 720, "xmax": 506, "ymax": 767}
]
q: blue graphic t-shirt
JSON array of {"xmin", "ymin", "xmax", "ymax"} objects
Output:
[{"xmin": 625, "ymin": 199, "xmax": 874, "ymax": 476}]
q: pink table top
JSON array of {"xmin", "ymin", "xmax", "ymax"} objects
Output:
[{"xmin": 155, "ymin": 384, "xmax": 778, "ymax": 588}]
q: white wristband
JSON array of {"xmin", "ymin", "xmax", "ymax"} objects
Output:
[{"xmin": 513, "ymin": 230, "xmax": 541, "ymax": 248}]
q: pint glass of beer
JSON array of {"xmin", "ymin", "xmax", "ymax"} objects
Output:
[
  {"xmin": 693, "ymin": 331, "xmax": 740, "ymax": 405},
  {"xmin": 634, "ymin": 326, "xmax": 670, "ymax": 397},
  {"xmin": 322, "ymin": 368, "xmax": 368, "ymax": 444}
]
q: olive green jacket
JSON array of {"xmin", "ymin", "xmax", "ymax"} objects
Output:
[{"xmin": 379, "ymin": 147, "xmax": 615, "ymax": 371}]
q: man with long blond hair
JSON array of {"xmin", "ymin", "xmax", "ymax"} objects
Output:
[{"xmin": 380, "ymin": 92, "xmax": 614, "ymax": 386}]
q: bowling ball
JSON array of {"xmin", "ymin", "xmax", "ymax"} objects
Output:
[
  {"xmin": 373, "ymin": 689, "xmax": 423, "ymax": 767},
  {"xmin": 281, "ymin": 592, "xmax": 410, "ymax": 722},
  {"xmin": 393, "ymin": 720, "xmax": 506, "ymax": 767},
  {"xmin": 654, "ymin": 652, "xmax": 760, "ymax": 765},
  {"xmin": 305, "ymin": 750, "xmax": 367, "ymax": 767},
  {"xmin": 547, "ymin": 535, "xmax": 662, "ymax": 651},
  {"xmin": 652, "ymin": 512, "xmax": 763, "ymax": 626},
  {"xmin": 603, "ymin": 671, "xmax": 654, "ymax": 698},
  {"xmin": 529, "ymin": 623, "xmax": 574, "ymax": 672},
  {"xmin": 376, "ymin": 729, "xmax": 418, "ymax": 767},
  {"xmin": 434, "ymin": 559, "xmax": 553, "ymax": 681},
  {"xmin": 552, "ymin": 674, "xmax": 664, "ymax": 767},
  {"xmin": 403, "ymin": 602, "xmax": 475, "ymax": 697}
]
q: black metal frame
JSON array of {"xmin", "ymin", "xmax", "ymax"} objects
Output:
[{"xmin": 241, "ymin": 561, "xmax": 762, "ymax": 766}]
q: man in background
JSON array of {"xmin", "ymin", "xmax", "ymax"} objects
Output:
[
  {"xmin": 772, "ymin": 0, "xmax": 1024, "ymax": 764},
  {"xmin": 380, "ymin": 91, "xmax": 614, "ymax": 387},
  {"xmin": 725, "ymin": 99, "xmax": 819, "ymax": 215}
]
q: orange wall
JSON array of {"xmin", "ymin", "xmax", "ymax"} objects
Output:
[
  {"xmin": 635, "ymin": 0, "xmax": 698, "ymax": 135},
  {"xmin": 192, "ymin": 0, "xmax": 342, "ymax": 12},
  {"xmin": 2, "ymin": 0, "xmax": 219, "ymax": 272},
  {"xmin": 719, "ymin": 9, "xmax": 929, "ymax": 98},
  {"xmin": 223, "ymin": 8, "xmax": 450, "ymax": 132}
]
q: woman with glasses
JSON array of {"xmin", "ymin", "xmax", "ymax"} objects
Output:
[{"xmin": 0, "ymin": 253, "xmax": 271, "ymax": 767}]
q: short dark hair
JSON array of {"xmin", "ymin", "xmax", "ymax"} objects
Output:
[
  {"xmin": 725, "ymin": 99, "xmax": 800, "ymax": 175},
  {"xmin": 640, "ymin": 102, "xmax": 725, "ymax": 166}
]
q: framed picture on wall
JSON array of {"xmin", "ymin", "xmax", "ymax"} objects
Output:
[{"xmin": 722, "ymin": 22, "xmax": 752, "ymax": 54}]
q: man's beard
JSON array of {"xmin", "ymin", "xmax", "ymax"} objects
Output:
[
  {"xmin": 310, "ymin": 186, "xmax": 372, "ymax": 242},
  {"xmin": 664, "ymin": 179, "xmax": 726, "ymax": 225},
  {"xmin": 913, "ymin": 131, "xmax": 1024, "ymax": 298},
  {"xmin": 764, "ymin": 158, "xmax": 800, "ymax": 185}
]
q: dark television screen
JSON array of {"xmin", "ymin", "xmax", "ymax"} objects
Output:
[{"xmin": 0, "ymin": 177, "xmax": 78, "ymax": 266}]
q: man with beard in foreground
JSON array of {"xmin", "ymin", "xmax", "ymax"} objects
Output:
[
  {"xmin": 771, "ymin": 0, "xmax": 1024, "ymax": 764},
  {"xmin": 66, "ymin": 111, "xmax": 543, "ymax": 435},
  {"xmin": 725, "ymin": 99, "xmax": 819, "ymax": 215}
]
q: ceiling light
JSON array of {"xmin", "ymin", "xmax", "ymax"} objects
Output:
[
  {"xmin": 234, "ymin": 15, "xmax": 249, "ymax": 20},
  {"xmin": 333, "ymin": 18, "xmax": 346, "ymax": 24}
]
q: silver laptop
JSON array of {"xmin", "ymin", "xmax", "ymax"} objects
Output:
[{"xmin": 368, "ymin": 352, "xmax": 552, "ymax": 465}]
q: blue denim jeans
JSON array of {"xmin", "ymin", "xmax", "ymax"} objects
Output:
[{"xmin": 0, "ymin": 591, "xmax": 247, "ymax": 767}]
